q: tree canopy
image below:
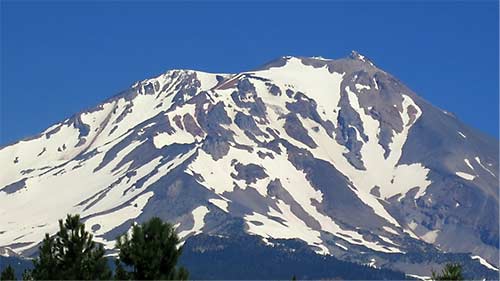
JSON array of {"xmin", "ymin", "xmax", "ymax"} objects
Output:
[
  {"xmin": 432, "ymin": 263, "xmax": 464, "ymax": 280},
  {"xmin": 0, "ymin": 265, "xmax": 15, "ymax": 281},
  {"xmin": 115, "ymin": 217, "xmax": 188, "ymax": 280},
  {"xmin": 31, "ymin": 214, "xmax": 111, "ymax": 280}
]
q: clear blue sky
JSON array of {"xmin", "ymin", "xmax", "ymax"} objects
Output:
[{"xmin": 1, "ymin": 1, "xmax": 498, "ymax": 145}]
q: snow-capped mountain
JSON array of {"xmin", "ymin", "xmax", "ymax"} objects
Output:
[{"xmin": 1, "ymin": 52, "xmax": 498, "ymax": 277}]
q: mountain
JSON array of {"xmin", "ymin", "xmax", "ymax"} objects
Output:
[{"xmin": 0, "ymin": 51, "xmax": 498, "ymax": 279}]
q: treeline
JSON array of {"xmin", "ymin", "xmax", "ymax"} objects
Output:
[
  {"xmin": 0, "ymin": 214, "xmax": 465, "ymax": 280},
  {"xmin": 0, "ymin": 215, "xmax": 188, "ymax": 280}
]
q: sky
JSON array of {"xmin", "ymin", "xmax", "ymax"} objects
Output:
[{"xmin": 1, "ymin": 1, "xmax": 498, "ymax": 145}]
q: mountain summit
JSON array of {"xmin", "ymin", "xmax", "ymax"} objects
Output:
[{"xmin": 0, "ymin": 53, "xmax": 498, "ymax": 278}]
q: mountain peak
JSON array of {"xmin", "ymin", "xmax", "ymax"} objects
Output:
[
  {"xmin": 349, "ymin": 50, "xmax": 375, "ymax": 66},
  {"xmin": 0, "ymin": 53, "xmax": 498, "ymax": 278}
]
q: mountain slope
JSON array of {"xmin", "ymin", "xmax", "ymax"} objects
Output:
[{"xmin": 0, "ymin": 52, "xmax": 498, "ymax": 278}]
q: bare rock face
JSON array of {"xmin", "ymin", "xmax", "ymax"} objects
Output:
[{"xmin": 0, "ymin": 52, "xmax": 498, "ymax": 278}]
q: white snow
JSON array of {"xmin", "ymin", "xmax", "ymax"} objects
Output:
[
  {"xmin": 379, "ymin": 235, "xmax": 399, "ymax": 246},
  {"xmin": 464, "ymin": 159, "xmax": 474, "ymax": 171},
  {"xmin": 190, "ymin": 205, "xmax": 210, "ymax": 234},
  {"xmin": 0, "ymin": 135, "xmax": 152, "ymax": 252},
  {"xmin": 178, "ymin": 206, "xmax": 209, "ymax": 239},
  {"xmin": 0, "ymin": 122, "xmax": 82, "ymax": 187},
  {"xmin": 224, "ymin": 69, "xmax": 431, "ymax": 236},
  {"xmin": 404, "ymin": 221, "xmax": 421, "ymax": 240},
  {"xmin": 406, "ymin": 274, "xmax": 431, "ymax": 280},
  {"xmin": 194, "ymin": 71, "xmax": 221, "ymax": 90},
  {"xmin": 383, "ymin": 226, "xmax": 399, "ymax": 235},
  {"xmin": 188, "ymin": 149, "xmax": 237, "ymax": 194},
  {"xmin": 201, "ymin": 145, "xmax": 402, "ymax": 254},
  {"xmin": 299, "ymin": 88, "xmax": 430, "ymax": 227},
  {"xmin": 153, "ymin": 130, "xmax": 197, "ymax": 148},
  {"xmin": 335, "ymin": 242, "xmax": 348, "ymax": 251},
  {"xmin": 373, "ymin": 78, "xmax": 379, "ymax": 90},
  {"xmin": 245, "ymin": 200, "xmax": 329, "ymax": 255},
  {"xmin": 456, "ymin": 172, "xmax": 475, "ymax": 181},
  {"xmin": 408, "ymin": 221, "xmax": 418, "ymax": 230},
  {"xmin": 0, "ymin": 248, "xmax": 12, "ymax": 257},
  {"xmin": 209, "ymin": 198, "xmax": 230, "ymax": 212},
  {"xmin": 86, "ymin": 191, "xmax": 154, "ymax": 249},
  {"xmin": 0, "ymin": 54, "xmax": 463, "ymax": 259},
  {"xmin": 312, "ymin": 56, "xmax": 329, "ymax": 60},
  {"xmin": 355, "ymin": 83, "xmax": 371, "ymax": 91},
  {"xmin": 365, "ymin": 258, "xmax": 377, "ymax": 268},
  {"xmin": 475, "ymin": 156, "xmax": 496, "ymax": 177},
  {"xmin": 138, "ymin": 149, "xmax": 197, "ymax": 192},
  {"xmin": 471, "ymin": 255, "xmax": 499, "ymax": 271},
  {"xmin": 0, "ymin": 86, "xmax": 205, "ymax": 254},
  {"xmin": 254, "ymin": 57, "xmax": 345, "ymax": 123},
  {"xmin": 421, "ymin": 229, "xmax": 440, "ymax": 244}
]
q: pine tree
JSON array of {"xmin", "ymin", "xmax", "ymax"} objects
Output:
[
  {"xmin": 31, "ymin": 214, "xmax": 111, "ymax": 280},
  {"xmin": 173, "ymin": 267, "xmax": 189, "ymax": 280},
  {"xmin": 116, "ymin": 217, "xmax": 189, "ymax": 280},
  {"xmin": 432, "ymin": 263, "xmax": 464, "ymax": 280},
  {"xmin": 31, "ymin": 233, "xmax": 58, "ymax": 279},
  {"xmin": 0, "ymin": 265, "xmax": 15, "ymax": 280},
  {"xmin": 21, "ymin": 270, "xmax": 32, "ymax": 281},
  {"xmin": 114, "ymin": 259, "xmax": 130, "ymax": 280}
]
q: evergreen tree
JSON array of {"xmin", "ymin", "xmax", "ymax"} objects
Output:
[
  {"xmin": 114, "ymin": 259, "xmax": 130, "ymax": 280},
  {"xmin": 173, "ymin": 267, "xmax": 189, "ymax": 280},
  {"xmin": 31, "ymin": 214, "xmax": 111, "ymax": 280},
  {"xmin": 116, "ymin": 217, "xmax": 189, "ymax": 280},
  {"xmin": 21, "ymin": 270, "xmax": 32, "ymax": 281},
  {"xmin": 0, "ymin": 265, "xmax": 15, "ymax": 280},
  {"xmin": 432, "ymin": 263, "xmax": 464, "ymax": 280},
  {"xmin": 31, "ymin": 233, "xmax": 58, "ymax": 279}
]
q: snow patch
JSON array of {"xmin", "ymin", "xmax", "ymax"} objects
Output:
[
  {"xmin": 456, "ymin": 172, "xmax": 475, "ymax": 181},
  {"xmin": 86, "ymin": 191, "xmax": 154, "ymax": 249},
  {"xmin": 355, "ymin": 83, "xmax": 371, "ymax": 91},
  {"xmin": 379, "ymin": 235, "xmax": 399, "ymax": 246},
  {"xmin": 365, "ymin": 258, "xmax": 377, "ymax": 268},
  {"xmin": 373, "ymin": 78, "xmax": 379, "ymax": 90},
  {"xmin": 475, "ymin": 156, "xmax": 496, "ymax": 177},
  {"xmin": 421, "ymin": 229, "xmax": 439, "ymax": 244},
  {"xmin": 209, "ymin": 198, "xmax": 230, "ymax": 212},
  {"xmin": 335, "ymin": 242, "xmax": 348, "ymax": 251},
  {"xmin": 302, "ymin": 88, "xmax": 430, "ymax": 227},
  {"xmin": 406, "ymin": 274, "xmax": 431, "ymax": 280},
  {"xmin": 178, "ymin": 206, "xmax": 209, "ymax": 239},
  {"xmin": 153, "ymin": 131, "xmax": 197, "ymax": 148},
  {"xmin": 464, "ymin": 159, "xmax": 474, "ymax": 171},
  {"xmin": 254, "ymin": 57, "xmax": 344, "ymax": 123},
  {"xmin": 245, "ymin": 200, "xmax": 329, "ymax": 255},
  {"xmin": 383, "ymin": 226, "xmax": 399, "ymax": 235},
  {"xmin": 471, "ymin": 255, "xmax": 499, "ymax": 271}
]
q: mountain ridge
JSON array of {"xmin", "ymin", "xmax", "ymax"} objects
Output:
[{"xmin": 0, "ymin": 52, "xmax": 498, "ymax": 278}]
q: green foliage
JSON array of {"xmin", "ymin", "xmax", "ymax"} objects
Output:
[
  {"xmin": 31, "ymin": 214, "xmax": 111, "ymax": 280},
  {"xmin": 431, "ymin": 263, "xmax": 464, "ymax": 280},
  {"xmin": 116, "ymin": 217, "xmax": 189, "ymax": 280},
  {"xmin": 21, "ymin": 270, "xmax": 32, "ymax": 281},
  {"xmin": 0, "ymin": 265, "xmax": 15, "ymax": 280},
  {"xmin": 30, "ymin": 233, "xmax": 58, "ymax": 279},
  {"xmin": 114, "ymin": 259, "xmax": 130, "ymax": 280}
]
